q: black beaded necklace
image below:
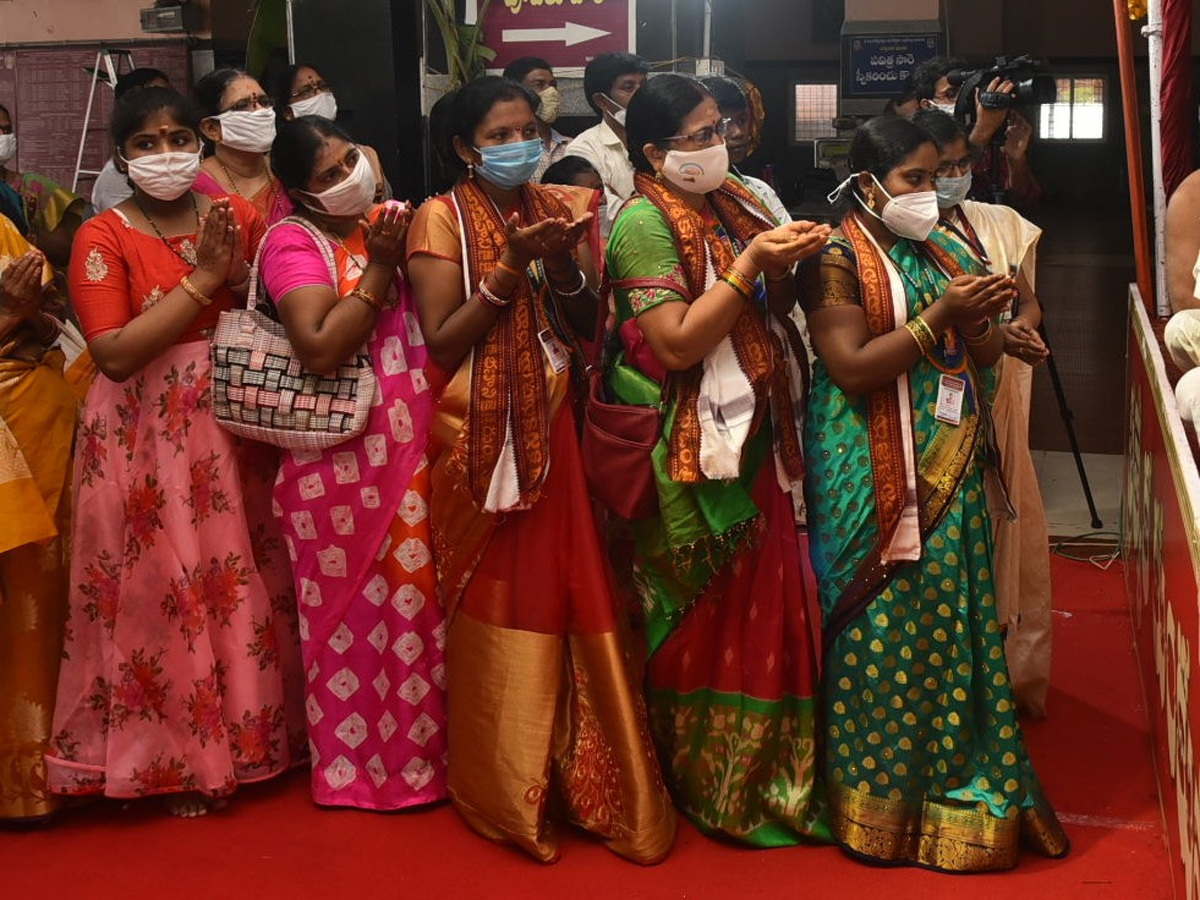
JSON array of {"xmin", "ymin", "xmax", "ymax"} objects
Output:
[{"xmin": 133, "ymin": 192, "xmax": 200, "ymax": 267}]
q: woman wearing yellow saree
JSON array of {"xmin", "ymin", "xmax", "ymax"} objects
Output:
[
  {"xmin": 0, "ymin": 214, "xmax": 78, "ymax": 821},
  {"xmin": 805, "ymin": 114, "xmax": 1068, "ymax": 870},
  {"xmin": 406, "ymin": 76, "xmax": 675, "ymax": 864}
]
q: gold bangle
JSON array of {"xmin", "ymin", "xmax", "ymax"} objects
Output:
[
  {"xmin": 495, "ymin": 259, "xmax": 523, "ymax": 280},
  {"xmin": 349, "ymin": 287, "xmax": 384, "ymax": 312},
  {"xmin": 180, "ymin": 275, "xmax": 213, "ymax": 308},
  {"xmin": 903, "ymin": 318, "xmax": 936, "ymax": 354},
  {"xmin": 963, "ymin": 321, "xmax": 993, "ymax": 345},
  {"xmin": 724, "ymin": 266, "xmax": 756, "ymax": 297},
  {"xmin": 722, "ymin": 274, "xmax": 752, "ymax": 300}
]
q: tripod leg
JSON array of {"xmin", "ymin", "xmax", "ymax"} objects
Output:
[{"xmin": 1037, "ymin": 322, "xmax": 1104, "ymax": 529}]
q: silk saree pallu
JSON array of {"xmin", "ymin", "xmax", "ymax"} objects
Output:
[
  {"xmin": 0, "ymin": 350, "xmax": 76, "ymax": 820},
  {"xmin": 804, "ymin": 219, "xmax": 1068, "ymax": 871},
  {"xmin": 606, "ymin": 174, "xmax": 823, "ymax": 846},
  {"xmin": 270, "ymin": 219, "xmax": 447, "ymax": 810},
  {"xmin": 413, "ymin": 179, "xmax": 675, "ymax": 865}
]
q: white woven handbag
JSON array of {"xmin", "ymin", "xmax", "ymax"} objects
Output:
[{"xmin": 210, "ymin": 216, "xmax": 376, "ymax": 451}]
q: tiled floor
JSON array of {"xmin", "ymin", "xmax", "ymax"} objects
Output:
[{"xmin": 1034, "ymin": 450, "xmax": 1124, "ymax": 539}]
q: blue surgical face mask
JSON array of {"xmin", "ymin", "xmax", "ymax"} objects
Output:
[
  {"xmin": 473, "ymin": 138, "xmax": 543, "ymax": 189},
  {"xmin": 935, "ymin": 172, "xmax": 973, "ymax": 209}
]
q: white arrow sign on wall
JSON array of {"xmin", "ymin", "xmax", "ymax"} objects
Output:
[{"xmin": 502, "ymin": 22, "xmax": 611, "ymax": 47}]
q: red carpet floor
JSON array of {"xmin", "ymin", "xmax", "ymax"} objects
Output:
[{"xmin": 2, "ymin": 555, "xmax": 1174, "ymax": 900}]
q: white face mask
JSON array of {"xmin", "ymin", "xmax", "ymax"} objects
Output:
[
  {"xmin": 859, "ymin": 173, "xmax": 940, "ymax": 241},
  {"xmin": 300, "ymin": 150, "xmax": 375, "ymax": 217},
  {"xmin": 931, "ymin": 101, "xmax": 957, "ymax": 116},
  {"xmin": 602, "ymin": 94, "xmax": 628, "ymax": 127},
  {"xmin": 290, "ymin": 91, "xmax": 338, "ymax": 122},
  {"xmin": 213, "ymin": 106, "xmax": 277, "ymax": 153},
  {"xmin": 0, "ymin": 133, "xmax": 14, "ymax": 165},
  {"xmin": 536, "ymin": 86, "xmax": 561, "ymax": 125},
  {"xmin": 660, "ymin": 142, "xmax": 730, "ymax": 195},
  {"xmin": 935, "ymin": 172, "xmax": 973, "ymax": 209},
  {"xmin": 121, "ymin": 149, "xmax": 202, "ymax": 201}
]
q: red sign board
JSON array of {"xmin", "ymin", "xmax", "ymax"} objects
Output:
[
  {"xmin": 1124, "ymin": 293, "xmax": 1200, "ymax": 899},
  {"xmin": 480, "ymin": 0, "xmax": 635, "ymax": 73}
]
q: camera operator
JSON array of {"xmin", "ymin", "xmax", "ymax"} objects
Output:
[{"xmin": 912, "ymin": 56, "xmax": 1042, "ymax": 211}]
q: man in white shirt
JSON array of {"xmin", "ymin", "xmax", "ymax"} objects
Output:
[
  {"xmin": 503, "ymin": 57, "xmax": 572, "ymax": 184},
  {"xmin": 90, "ymin": 67, "xmax": 172, "ymax": 213},
  {"xmin": 565, "ymin": 52, "xmax": 649, "ymax": 231}
]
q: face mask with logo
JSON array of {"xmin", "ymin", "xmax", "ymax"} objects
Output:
[
  {"xmin": 830, "ymin": 172, "xmax": 938, "ymax": 241},
  {"xmin": 660, "ymin": 142, "xmax": 730, "ymax": 195},
  {"xmin": 214, "ymin": 106, "xmax": 277, "ymax": 153},
  {"xmin": 473, "ymin": 138, "xmax": 543, "ymax": 189},
  {"xmin": 300, "ymin": 150, "xmax": 376, "ymax": 217},
  {"xmin": 536, "ymin": 87, "xmax": 561, "ymax": 125},
  {"xmin": 290, "ymin": 91, "xmax": 338, "ymax": 122},
  {"xmin": 602, "ymin": 94, "xmax": 628, "ymax": 127},
  {"xmin": 121, "ymin": 150, "xmax": 202, "ymax": 201},
  {"xmin": 0, "ymin": 133, "xmax": 15, "ymax": 165},
  {"xmin": 935, "ymin": 172, "xmax": 973, "ymax": 209}
]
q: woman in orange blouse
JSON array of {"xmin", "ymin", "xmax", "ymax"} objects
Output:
[{"xmin": 44, "ymin": 87, "xmax": 305, "ymax": 817}]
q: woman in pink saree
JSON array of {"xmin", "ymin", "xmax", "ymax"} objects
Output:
[{"xmin": 259, "ymin": 115, "xmax": 446, "ymax": 810}]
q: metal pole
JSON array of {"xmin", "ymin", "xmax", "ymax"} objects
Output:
[
  {"xmin": 702, "ymin": 0, "xmax": 712, "ymax": 60},
  {"xmin": 285, "ymin": 0, "xmax": 296, "ymax": 65},
  {"xmin": 1143, "ymin": 0, "xmax": 1169, "ymax": 317}
]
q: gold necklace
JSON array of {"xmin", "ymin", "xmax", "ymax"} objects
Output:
[
  {"xmin": 217, "ymin": 156, "xmax": 278, "ymax": 209},
  {"xmin": 134, "ymin": 193, "xmax": 199, "ymax": 266}
]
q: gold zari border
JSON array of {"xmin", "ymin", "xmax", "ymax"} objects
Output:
[{"xmin": 830, "ymin": 781, "xmax": 1069, "ymax": 872}]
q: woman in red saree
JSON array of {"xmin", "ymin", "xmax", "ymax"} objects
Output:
[
  {"xmin": 406, "ymin": 76, "xmax": 675, "ymax": 864},
  {"xmin": 260, "ymin": 116, "xmax": 446, "ymax": 810}
]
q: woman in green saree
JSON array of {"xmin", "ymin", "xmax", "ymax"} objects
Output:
[
  {"xmin": 802, "ymin": 114, "xmax": 1068, "ymax": 871},
  {"xmin": 605, "ymin": 73, "xmax": 831, "ymax": 844}
]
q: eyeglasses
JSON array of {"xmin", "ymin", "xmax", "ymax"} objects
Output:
[
  {"xmin": 223, "ymin": 94, "xmax": 273, "ymax": 113},
  {"xmin": 662, "ymin": 117, "xmax": 730, "ymax": 148},
  {"xmin": 290, "ymin": 81, "xmax": 331, "ymax": 101},
  {"xmin": 935, "ymin": 155, "xmax": 974, "ymax": 178}
]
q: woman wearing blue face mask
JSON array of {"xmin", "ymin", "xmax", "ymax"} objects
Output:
[
  {"xmin": 803, "ymin": 114, "xmax": 1068, "ymax": 871},
  {"xmin": 405, "ymin": 75, "xmax": 676, "ymax": 864}
]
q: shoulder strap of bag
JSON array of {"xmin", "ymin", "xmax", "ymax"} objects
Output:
[{"xmin": 247, "ymin": 215, "xmax": 340, "ymax": 313}]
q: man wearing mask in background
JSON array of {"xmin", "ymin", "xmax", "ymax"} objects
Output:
[
  {"xmin": 566, "ymin": 51, "xmax": 650, "ymax": 231},
  {"xmin": 503, "ymin": 57, "xmax": 570, "ymax": 184},
  {"xmin": 912, "ymin": 56, "xmax": 1041, "ymax": 211},
  {"xmin": 697, "ymin": 75, "xmax": 789, "ymax": 225},
  {"xmin": 89, "ymin": 67, "xmax": 172, "ymax": 214}
]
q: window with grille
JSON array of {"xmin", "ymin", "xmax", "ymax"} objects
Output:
[
  {"xmin": 793, "ymin": 83, "xmax": 839, "ymax": 143},
  {"xmin": 1039, "ymin": 76, "xmax": 1105, "ymax": 141}
]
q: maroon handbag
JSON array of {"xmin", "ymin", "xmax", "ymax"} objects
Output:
[{"xmin": 581, "ymin": 367, "xmax": 661, "ymax": 520}]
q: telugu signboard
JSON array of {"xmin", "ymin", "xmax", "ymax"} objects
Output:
[
  {"xmin": 842, "ymin": 33, "xmax": 941, "ymax": 99},
  {"xmin": 479, "ymin": 0, "xmax": 636, "ymax": 74}
]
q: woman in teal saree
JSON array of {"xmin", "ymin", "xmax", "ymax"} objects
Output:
[{"xmin": 802, "ymin": 115, "xmax": 1069, "ymax": 871}]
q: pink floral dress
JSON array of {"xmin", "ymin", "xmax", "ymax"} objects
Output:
[{"xmin": 44, "ymin": 199, "xmax": 307, "ymax": 799}]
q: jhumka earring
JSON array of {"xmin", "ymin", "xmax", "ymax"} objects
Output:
[{"xmin": 865, "ymin": 183, "xmax": 877, "ymax": 207}]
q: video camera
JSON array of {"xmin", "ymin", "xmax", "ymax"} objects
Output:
[{"xmin": 946, "ymin": 55, "xmax": 1057, "ymax": 124}]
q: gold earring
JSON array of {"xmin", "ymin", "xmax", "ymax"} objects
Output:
[
  {"xmin": 467, "ymin": 161, "xmax": 474, "ymax": 179},
  {"xmin": 865, "ymin": 184, "xmax": 877, "ymax": 207}
]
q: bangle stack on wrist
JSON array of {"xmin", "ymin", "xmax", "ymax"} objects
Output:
[
  {"xmin": 477, "ymin": 277, "xmax": 512, "ymax": 310},
  {"xmin": 903, "ymin": 316, "xmax": 938, "ymax": 354},
  {"xmin": 349, "ymin": 287, "xmax": 385, "ymax": 312},
  {"xmin": 722, "ymin": 265, "xmax": 756, "ymax": 299},
  {"xmin": 963, "ymin": 321, "xmax": 993, "ymax": 346}
]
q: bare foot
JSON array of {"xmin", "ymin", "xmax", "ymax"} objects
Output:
[{"xmin": 165, "ymin": 793, "xmax": 210, "ymax": 818}]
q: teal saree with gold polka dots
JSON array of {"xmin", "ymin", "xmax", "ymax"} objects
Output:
[{"xmin": 802, "ymin": 220, "xmax": 1069, "ymax": 872}]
